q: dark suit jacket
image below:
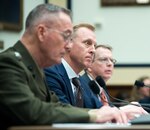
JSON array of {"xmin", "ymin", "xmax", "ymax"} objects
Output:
[
  {"xmin": 139, "ymin": 97, "xmax": 150, "ymax": 113},
  {"xmin": 0, "ymin": 41, "xmax": 89, "ymax": 129},
  {"xmin": 44, "ymin": 63, "xmax": 102, "ymax": 108},
  {"xmin": 81, "ymin": 72, "xmax": 112, "ymax": 106}
]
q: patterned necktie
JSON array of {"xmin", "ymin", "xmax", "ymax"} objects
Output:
[
  {"xmin": 100, "ymin": 88, "xmax": 109, "ymax": 106},
  {"xmin": 72, "ymin": 77, "xmax": 83, "ymax": 107}
]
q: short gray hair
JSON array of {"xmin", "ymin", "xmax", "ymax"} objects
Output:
[{"xmin": 25, "ymin": 3, "xmax": 72, "ymax": 29}]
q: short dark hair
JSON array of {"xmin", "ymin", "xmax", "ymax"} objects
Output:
[
  {"xmin": 71, "ymin": 23, "xmax": 95, "ymax": 39},
  {"xmin": 73, "ymin": 23, "xmax": 95, "ymax": 32}
]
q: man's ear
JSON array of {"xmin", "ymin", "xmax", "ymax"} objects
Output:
[{"xmin": 37, "ymin": 24, "xmax": 47, "ymax": 42}]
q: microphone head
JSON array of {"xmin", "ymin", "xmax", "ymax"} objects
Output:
[
  {"xmin": 96, "ymin": 76, "xmax": 106, "ymax": 87},
  {"xmin": 88, "ymin": 80, "xmax": 100, "ymax": 94},
  {"xmin": 134, "ymin": 80, "xmax": 145, "ymax": 88}
]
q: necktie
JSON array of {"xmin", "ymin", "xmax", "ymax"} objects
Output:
[
  {"xmin": 72, "ymin": 77, "xmax": 83, "ymax": 107},
  {"xmin": 100, "ymin": 88, "xmax": 109, "ymax": 106}
]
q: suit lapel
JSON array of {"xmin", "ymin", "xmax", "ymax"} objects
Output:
[
  {"xmin": 82, "ymin": 72, "xmax": 91, "ymax": 83},
  {"xmin": 57, "ymin": 64, "xmax": 76, "ymax": 105}
]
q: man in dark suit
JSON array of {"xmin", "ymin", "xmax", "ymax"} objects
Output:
[
  {"xmin": 0, "ymin": 3, "xmax": 129, "ymax": 130},
  {"xmin": 81, "ymin": 45, "xmax": 115, "ymax": 106},
  {"xmin": 44, "ymin": 61, "xmax": 102, "ymax": 108},
  {"xmin": 82, "ymin": 44, "xmax": 148, "ymax": 119},
  {"xmin": 139, "ymin": 97, "xmax": 150, "ymax": 113},
  {"xmin": 44, "ymin": 23, "xmax": 102, "ymax": 108}
]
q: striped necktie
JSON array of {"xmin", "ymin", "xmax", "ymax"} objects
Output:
[{"xmin": 72, "ymin": 77, "xmax": 83, "ymax": 107}]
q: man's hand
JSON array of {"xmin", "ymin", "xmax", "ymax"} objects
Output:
[
  {"xmin": 88, "ymin": 106, "xmax": 128, "ymax": 123},
  {"xmin": 119, "ymin": 102, "xmax": 148, "ymax": 120}
]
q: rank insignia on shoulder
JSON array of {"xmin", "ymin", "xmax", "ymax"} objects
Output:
[{"xmin": 14, "ymin": 52, "xmax": 22, "ymax": 61}]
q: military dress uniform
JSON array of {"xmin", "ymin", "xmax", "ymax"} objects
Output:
[{"xmin": 0, "ymin": 41, "xmax": 90, "ymax": 129}]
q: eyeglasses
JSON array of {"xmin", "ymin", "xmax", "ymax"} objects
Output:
[
  {"xmin": 46, "ymin": 26, "xmax": 72, "ymax": 42},
  {"xmin": 96, "ymin": 57, "xmax": 117, "ymax": 65}
]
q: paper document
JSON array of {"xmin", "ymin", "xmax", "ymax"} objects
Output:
[{"xmin": 52, "ymin": 123, "xmax": 131, "ymax": 129}]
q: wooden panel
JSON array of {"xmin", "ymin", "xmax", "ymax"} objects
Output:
[
  {"xmin": 107, "ymin": 67, "xmax": 150, "ymax": 85},
  {"xmin": 101, "ymin": 0, "xmax": 150, "ymax": 6},
  {"xmin": 107, "ymin": 85, "xmax": 132, "ymax": 104},
  {"xmin": 0, "ymin": 0, "xmax": 23, "ymax": 31}
]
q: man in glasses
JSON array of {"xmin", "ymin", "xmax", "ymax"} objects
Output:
[
  {"xmin": 82, "ymin": 44, "xmax": 148, "ymax": 119},
  {"xmin": 84, "ymin": 44, "xmax": 116, "ymax": 83},
  {"xmin": 0, "ymin": 3, "xmax": 131, "ymax": 130}
]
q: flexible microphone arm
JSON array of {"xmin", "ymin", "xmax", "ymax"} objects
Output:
[
  {"xmin": 95, "ymin": 76, "xmax": 150, "ymax": 111},
  {"xmin": 89, "ymin": 76, "xmax": 131, "ymax": 106},
  {"xmin": 88, "ymin": 80, "xmax": 100, "ymax": 95}
]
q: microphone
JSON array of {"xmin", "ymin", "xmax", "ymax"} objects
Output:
[
  {"xmin": 134, "ymin": 80, "xmax": 150, "ymax": 88},
  {"xmin": 88, "ymin": 80, "xmax": 100, "ymax": 95},
  {"xmin": 95, "ymin": 76, "xmax": 109, "ymax": 95},
  {"xmin": 88, "ymin": 78, "xmax": 113, "ymax": 106},
  {"xmin": 96, "ymin": 76, "xmax": 105, "ymax": 87}
]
